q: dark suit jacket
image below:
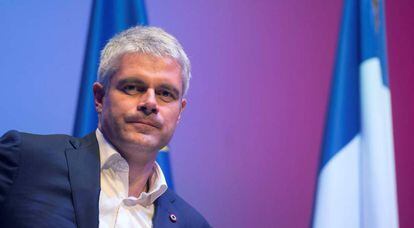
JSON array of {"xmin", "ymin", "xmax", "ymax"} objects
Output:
[{"xmin": 0, "ymin": 130, "xmax": 210, "ymax": 228}]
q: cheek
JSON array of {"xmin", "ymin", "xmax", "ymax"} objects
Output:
[
  {"xmin": 162, "ymin": 108, "xmax": 181, "ymax": 129},
  {"xmin": 105, "ymin": 96, "xmax": 135, "ymax": 115},
  {"xmin": 102, "ymin": 102, "xmax": 126, "ymax": 125}
]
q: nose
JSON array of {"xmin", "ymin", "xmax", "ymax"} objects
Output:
[{"xmin": 138, "ymin": 89, "xmax": 159, "ymax": 116}]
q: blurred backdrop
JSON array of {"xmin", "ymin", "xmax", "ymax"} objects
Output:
[{"xmin": 0, "ymin": 0, "xmax": 413, "ymax": 227}]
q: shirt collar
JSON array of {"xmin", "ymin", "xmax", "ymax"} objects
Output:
[
  {"xmin": 96, "ymin": 128, "xmax": 123, "ymax": 170},
  {"xmin": 95, "ymin": 128, "xmax": 168, "ymax": 205}
]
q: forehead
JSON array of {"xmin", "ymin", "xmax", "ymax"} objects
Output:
[
  {"xmin": 119, "ymin": 53, "xmax": 179, "ymax": 71},
  {"xmin": 112, "ymin": 53, "xmax": 183, "ymax": 90},
  {"xmin": 110, "ymin": 53, "xmax": 184, "ymax": 93}
]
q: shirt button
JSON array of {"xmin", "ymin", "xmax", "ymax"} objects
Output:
[{"xmin": 169, "ymin": 214, "xmax": 177, "ymax": 223}]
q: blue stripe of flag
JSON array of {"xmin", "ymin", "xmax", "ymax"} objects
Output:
[{"xmin": 320, "ymin": 0, "xmax": 361, "ymax": 170}]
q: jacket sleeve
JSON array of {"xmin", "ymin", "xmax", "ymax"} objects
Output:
[{"xmin": 0, "ymin": 130, "xmax": 21, "ymax": 204}]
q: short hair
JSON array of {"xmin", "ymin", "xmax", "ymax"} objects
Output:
[{"xmin": 98, "ymin": 26, "xmax": 191, "ymax": 96}]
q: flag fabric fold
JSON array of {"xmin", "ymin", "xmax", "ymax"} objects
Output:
[
  {"xmin": 312, "ymin": 0, "xmax": 399, "ymax": 227},
  {"xmin": 73, "ymin": 0, "xmax": 174, "ymax": 188}
]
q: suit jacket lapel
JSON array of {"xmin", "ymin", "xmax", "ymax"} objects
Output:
[
  {"xmin": 65, "ymin": 133, "xmax": 100, "ymax": 228},
  {"xmin": 153, "ymin": 189, "xmax": 178, "ymax": 228}
]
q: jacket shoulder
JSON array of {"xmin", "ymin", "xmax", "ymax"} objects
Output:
[
  {"xmin": 0, "ymin": 130, "xmax": 22, "ymax": 203},
  {"xmin": 5, "ymin": 130, "xmax": 74, "ymax": 150}
]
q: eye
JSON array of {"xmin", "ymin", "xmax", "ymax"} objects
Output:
[
  {"xmin": 157, "ymin": 89, "xmax": 176, "ymax": 102},
  {"xmin": 122, "ymin": 84, "xmax": 146, "ymax": 95},
  {"xmin": 162, "ymin": 90, "xmax": 172, "ymax": 97}
]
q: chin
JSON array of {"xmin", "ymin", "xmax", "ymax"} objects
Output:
[{"xmin": 123, "ymin": 133, "xmax": 163, "ymax": 151}]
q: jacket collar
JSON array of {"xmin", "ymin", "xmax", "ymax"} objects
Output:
[
  {"xmin": 152, "ymin": 189, "xmax": 179, "ymax": 227},
  {"xmin": 65, "ymin": 132, "xmax": 100, "ymax": 228}
]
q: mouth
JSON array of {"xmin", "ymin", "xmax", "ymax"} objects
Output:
[{"xmin": 127, "ymin": 120, "xmax": 161, "ymax": 129}]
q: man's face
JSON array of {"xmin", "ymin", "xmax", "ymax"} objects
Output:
[{"xmin": 94, "ymin": 53, "xmax": 186, "ymax": 155}]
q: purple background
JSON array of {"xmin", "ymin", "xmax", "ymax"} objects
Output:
[{"xmin": 0, "ymin": 0, "xmax": 413, "ymax": 227}]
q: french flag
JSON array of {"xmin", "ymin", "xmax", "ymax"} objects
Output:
[{"xmin": 312, "ymin": 0, "xmax": 399, "ymax": 227}]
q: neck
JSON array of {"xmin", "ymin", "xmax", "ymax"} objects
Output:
[
  {"xmin": 119, "ymin": 145, "xmax": 159, "ymax": 197},
  {"xmin": 98, "ymin": 126, "xmax": 159, "ymax": 197},
  {"xmin": 128, "ymin": 160, "xmax": 154, "ymax": 197}
]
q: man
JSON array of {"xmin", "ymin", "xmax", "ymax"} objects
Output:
[{"xmin": 0, "ymin": 26, "xmax": 210, "ymax": 227}]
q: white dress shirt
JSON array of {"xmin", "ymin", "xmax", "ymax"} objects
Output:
[{"xmin": 96, "ymin": 129, "xmax": 168, "ymax": 228}]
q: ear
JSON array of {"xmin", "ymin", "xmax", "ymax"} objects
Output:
[
  {"xmin": 93, "ymin": 82, "xmax": 105, "ymax": 113},
  {"xmin": 177, "ymin": 98, "xmax": 187, "ymax": 123}
]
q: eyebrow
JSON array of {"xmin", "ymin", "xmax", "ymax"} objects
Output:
[{"xmin": 117, "ymin": 77, "xmax": 145, "ymax": 86}]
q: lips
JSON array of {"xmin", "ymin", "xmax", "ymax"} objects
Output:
[{"xmin": 126, "ymin": 118, "xmax": 162, "ymax": 129}]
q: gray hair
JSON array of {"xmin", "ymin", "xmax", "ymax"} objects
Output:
[{"xmin": 98, "ymin": 26, "xmax": 191, "ymax": 96}]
